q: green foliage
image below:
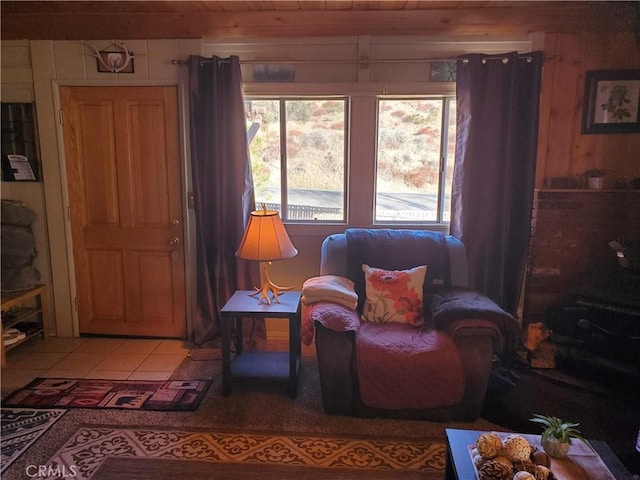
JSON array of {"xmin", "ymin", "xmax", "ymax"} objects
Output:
[
  {"xmin": 319, "ymin": 100, "xmax": 344, "ymax": 115},
  {"xmin": 247, "ymin": 120, "xmax": 278, "ymax": 194},
  {"xmin": 530, "ymin": 414, "xmax": 587, "ymax": 445},
  {"xmin": 249, "ymin": 155, "xmax": 271, "ymax": 194},
  {"xmin": 402, "ymin": 112, "xmax": 427, "ymax": 125},
  {"xmin": 600, "ymin": 84, "xmax": 632, "ymax": 120},
  {"xmin": 286, "ymin": 101, "xmax": 312, "ymax": 122}
]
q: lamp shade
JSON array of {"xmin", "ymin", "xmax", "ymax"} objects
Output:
[{"xmin": 236, "ymin": 207, "xmax": 298, "ymax": 262}]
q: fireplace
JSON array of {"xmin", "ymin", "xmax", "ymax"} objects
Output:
[
  {"xmin": 524, "ymin": 190, "xmax": 640, "ymax": 324},
  {"xmin": 523, "ymin": 189, "xmax": 640, "ymax": 388},
  {"xmin": 547, "ymin": 260, "xmax": 640, "ymax": 387}
]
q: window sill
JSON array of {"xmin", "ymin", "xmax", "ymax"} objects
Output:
[
  {"xmin": 536, "ymin": 188, "xmax": 640, "ymax": 193},
  {"xmin": 285, "ymin": 222, "xmax": 451, "ymax": 237}
]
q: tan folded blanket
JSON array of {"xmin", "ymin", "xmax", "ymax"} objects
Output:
[{"xmin": 302, "ymin": 275, "xmax": 358, "ymax": 310}]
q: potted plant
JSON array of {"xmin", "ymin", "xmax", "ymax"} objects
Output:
[
  {"xmin": 530, "ymin": 414, "xmax": 589, "ymax": 458},
  {"xmin": 583, "ymin": 168, "xmax": 607, "ymax": 189}
]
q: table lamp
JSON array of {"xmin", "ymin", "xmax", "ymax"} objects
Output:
[{"xmin": 236, "ymin": 204, "xmax": 298, "ymax": 304}]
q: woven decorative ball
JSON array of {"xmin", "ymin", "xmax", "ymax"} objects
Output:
[
  {"xmin": 474, "ymin": 454, "xmax": 490, "ymax": 469},
  {"xmin": 520, "ymin": 461, "xmax": 537, "ymax": 474},
  {"xmin": 492, "ymin": 455, "xmax": 513, "ymax": 471},
  {"xmin": 476, "ymin": 432, "xmax": 504, "ymax": 459},
  {"xmin": 477, "ymin": 459, "xmax": 512, "ymax": 480},
  {"xmin": 533, "ymin": 465, "xmax": 553, "ymax": 480},
  {"xmin": 531, "ymin": 449, "xmax": 551, "ymax": 467},
  {"xmin": 513, "ymin": 471, "xmax": 536, "ymax": 480},
  {"xmin": 503, "ymin": 435, "xmax": 532, "ymax": 462}
]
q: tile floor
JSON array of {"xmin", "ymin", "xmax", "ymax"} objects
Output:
[{"xmin": 1, "ymin": 336, "xmax": 191, "ymax": 398}]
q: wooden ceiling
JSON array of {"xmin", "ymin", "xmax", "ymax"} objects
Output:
[{"xmin": 1, "ymin": 1, "xmax": 637, "ymax": 40}]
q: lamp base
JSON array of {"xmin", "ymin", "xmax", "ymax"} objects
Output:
[{"xmin": 250, "ymin": 261, "xmax": 293, "ymax": 305}]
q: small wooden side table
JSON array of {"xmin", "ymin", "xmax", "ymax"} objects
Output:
[
  {"xmin": 220, "ymin": 290, "xmax": 302, "ymax": 398},
  {"xmin": 1, "ymin": 284, "xmax": 50, "ymax": 367}
]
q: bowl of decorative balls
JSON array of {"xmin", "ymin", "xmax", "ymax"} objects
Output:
[{"xmin": 470, "ymin": 432, "xmax": 556, "ymax": 480}]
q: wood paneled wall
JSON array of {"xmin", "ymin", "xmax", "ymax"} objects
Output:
[{"xmin": 536, "ymin": 32, "xmax": 640, "ymax": 188}]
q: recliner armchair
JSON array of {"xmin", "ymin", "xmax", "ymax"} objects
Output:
[{"xmin": 307, "ymin": 228, "xmax": 518, "ymax": 421}]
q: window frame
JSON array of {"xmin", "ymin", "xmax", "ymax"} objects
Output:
[
  {"xmin": 374, "ymin": 95, "xmax": 456, "ymax": 225},
  {"xmin": 243, "ymin": 82, "xmax": 457, "ymax": 235},
  {"xmin": 245, "ymin": 95, "xmax": 350, "ymax": 224}
]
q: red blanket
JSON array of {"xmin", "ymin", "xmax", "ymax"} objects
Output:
[{"xmin": 356, "ymin": 322, "xmax": 465, "ymax": 410}]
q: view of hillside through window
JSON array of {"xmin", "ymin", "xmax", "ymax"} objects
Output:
[
  {"xmin": 376, "ymin": 98, "xmax": 456, "ymax": 222},
  {"xmin": 245, "ymin": 96, "xmax": 455, "ymax": 223},
  {"xmin": 246, "ymin": 98, "xmax": 346, "ymax": 221}
]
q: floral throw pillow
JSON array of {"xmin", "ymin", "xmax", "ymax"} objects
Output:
[{"xmin": 361, "ymin": 264, "xmax": 427, "ymax": 326}]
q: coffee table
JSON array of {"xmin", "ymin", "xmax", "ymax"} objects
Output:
[{"xmin": 445, "ymin": 428, "xmax": 632, "ymax": 480}]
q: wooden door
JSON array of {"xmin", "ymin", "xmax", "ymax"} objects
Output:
[{"xmin": 61, "ymin": 86, "xmax": 186, "ymax": 337}]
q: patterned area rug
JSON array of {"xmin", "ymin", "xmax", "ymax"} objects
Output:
[
  {"xmin": 1, "ymin": 408, "xmax": 66, "ymax": 473},
  {"xmin": 3, "ymin": 378, "xmax": 210, "ymax": 411},
  {"xmin": 46, "ymin": 426, "xmax": 446, "ymax": 480}
]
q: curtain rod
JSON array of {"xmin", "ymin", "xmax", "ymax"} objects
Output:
[{"xmin": 172, "ymin": 53, "xmax": 545, "ymax": 67}]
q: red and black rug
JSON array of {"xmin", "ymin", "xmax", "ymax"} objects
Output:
[{"xmin": 3, "ymin": 378, "xmax": 210, "ymax": 411}]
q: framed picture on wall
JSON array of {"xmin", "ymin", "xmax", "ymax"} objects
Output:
[{"xmin": 582, "ymin": 69, "xmax": 640, "ymax": 134}]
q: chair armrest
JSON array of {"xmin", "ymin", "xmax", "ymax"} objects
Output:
[
  {"xmin": 438, "ymin": 318, "xmax": 503, "ymax": 352},
  {"xmin": 442, "ymin": 319, "xmax": 499, "ymax": 420},
  {"xmin": 440, "ymin": 318, "xmax": 501, "ymax": 338},
  {"xmin": 310, "ymin": 302, "xmax": 359, "ymax": 415},
  {"xmin": 425, "ymin": 286, "xmax": 519, "ymax": 353},
  {"xmin": 307, "ymin": 301, "xmax": 361, "ymax": 334}
]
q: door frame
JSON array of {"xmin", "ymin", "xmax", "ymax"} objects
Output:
[{"xmin": 52, "ymin": 80, "xmax": 195, "ymax": 339}]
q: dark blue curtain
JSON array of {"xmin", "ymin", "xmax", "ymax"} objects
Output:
[
  {"xmin": 188, "ymin": 55, "xmax": 264, "ymax": 348},
  {"xmin": 451, "ymin": 51, "xmax": 543, "ymax": 315}
]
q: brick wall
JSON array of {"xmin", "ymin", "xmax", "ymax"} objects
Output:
[{"xmin": 523, "ymin": 190, "xmax": 640, "ymax": 324}]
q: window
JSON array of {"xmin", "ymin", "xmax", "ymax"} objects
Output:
[
  {"xmin": 375, "ymin": 97, "xmax": 456, "ymax": 223},
  {"xmin": 245, "ymin": 97, "xmax": 348, "ymax": 222},
  {"xmin": 244, "ymin": 94, "xmax": 456, "ymax": 227}
]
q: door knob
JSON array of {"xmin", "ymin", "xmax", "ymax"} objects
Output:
[
  {"xmin": 171, "ymin": 219, "xmax": 180, "ymax": 226},
  {"xmin": 169, "ymin": 236, "xmax": 181, "ymax": 248}
]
